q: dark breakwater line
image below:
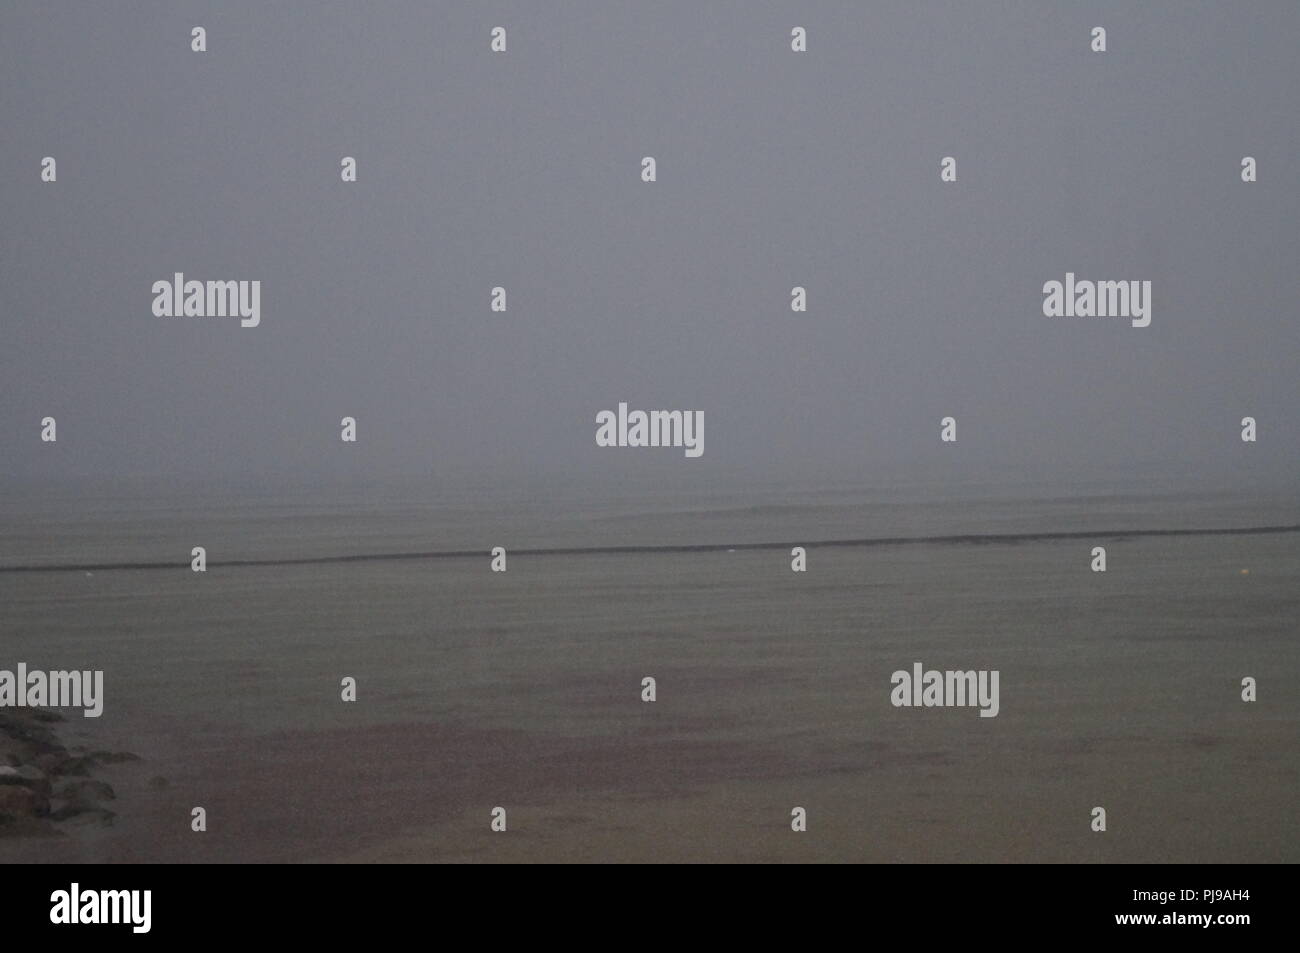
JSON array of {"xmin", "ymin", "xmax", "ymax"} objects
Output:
[{"xmin": 1, "ymin": 524, "xmax": 1297, "ymax": 574}]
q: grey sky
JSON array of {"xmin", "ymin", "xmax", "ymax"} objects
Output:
[{"xmin": 3, "ymin": 1, "xmax": 1298, "ymax": 490}]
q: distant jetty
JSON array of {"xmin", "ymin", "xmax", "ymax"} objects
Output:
[{"xmin": 0, "ymin": 522, "xmax": 1297, "ymax": 574}]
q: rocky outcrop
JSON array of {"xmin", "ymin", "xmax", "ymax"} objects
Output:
[{"xmin": 0, "ymin": 709, "xmax": 135, "ymax": 835}]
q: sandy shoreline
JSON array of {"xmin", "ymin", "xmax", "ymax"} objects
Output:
[{"xmin": 7, "ymin": 701, "xmax": 1294, "ymax": 863}]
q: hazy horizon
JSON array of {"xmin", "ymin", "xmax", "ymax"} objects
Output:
[{"xmin": 4, "ymin": 1, "xmax": 1299, "ymax": 494}]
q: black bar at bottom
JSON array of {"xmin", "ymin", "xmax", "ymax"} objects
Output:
[{"xmin": 0, "ymin": 863, "xmax": 1280, "ymax": 940}]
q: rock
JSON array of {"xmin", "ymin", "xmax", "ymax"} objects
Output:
[
  {"xmin": 51, "ymin": 756, "xmax": 92, "ymax": 777},
  {"xmin": 0, "ymin": 708, "xmax": 135, "ymax": 832},
  {"xmin": 50, "ymin": 804, "xmax": 115, "ymax": 826},
  {"xmin": 33, "ymin": 752, "xmax": 71, "ymax": 775},
  {"xmin": 0, "ymin": 765, "xmax": 52, "ymax": 806},
  {"xmin": 0, "ymin": 712, "xmax": 63, "ymax": 752},
  {"xmin": 0, "ymin": 764, "xmax": 46, "ymax": 785},
  {"xmin": 87, "ymin": 750, "xmax": 141, "ymax": 765},
  {"xmin": 54, "ymin": 779, "xmax": 115, "ymax": 803},
  {"xmin": 0, "ymin": 735, "xmax": 28, "ymax": 766},
  {"xmin": 0, "ymin": 783, "xmax": 47, "ymax": 817}
]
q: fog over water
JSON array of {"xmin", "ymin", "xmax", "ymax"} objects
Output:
[{"xmin": 3, "ymin": 1, "xmax": 1298, "ymax": 495}]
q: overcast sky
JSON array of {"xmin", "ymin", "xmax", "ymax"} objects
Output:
[{"xmin": 3, "ymin": 1, "xmax": 1298, "ymax": 491}]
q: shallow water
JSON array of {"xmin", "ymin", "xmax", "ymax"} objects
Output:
[{"xmin": 1, "ymin": 480, "xmax": 1297, "ymax": 862}]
